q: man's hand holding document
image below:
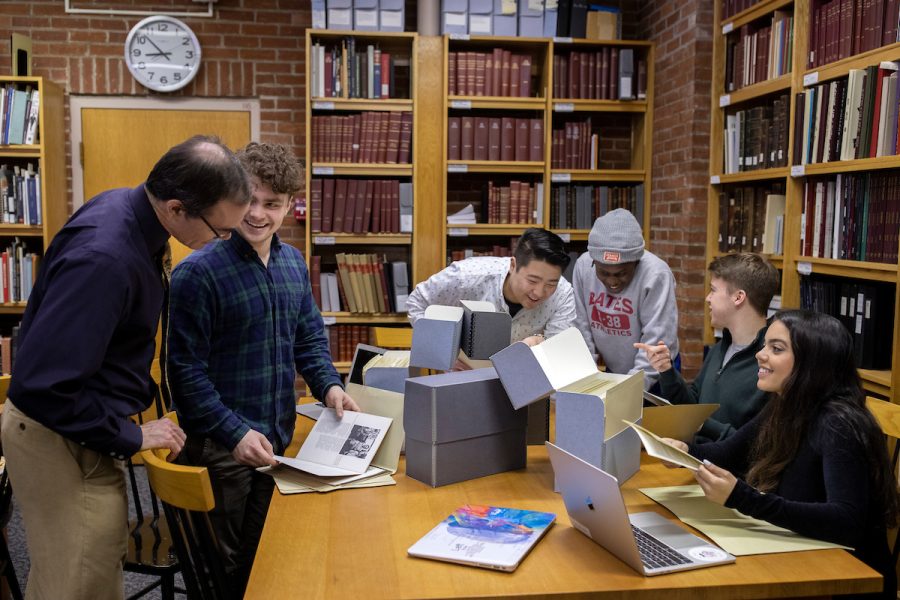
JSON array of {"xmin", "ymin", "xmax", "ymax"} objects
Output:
[
  {"xmin": 275, "ymin": 408, "xmax": 392, "ymax": 477},
  {"xmin": 624, "ymin": 420, "xmax": 703, "ymax": 471}
]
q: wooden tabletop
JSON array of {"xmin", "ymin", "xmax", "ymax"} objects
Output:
[{"xmin": 246, "ymin": 415, "xmax": 881, "ymax": 599}]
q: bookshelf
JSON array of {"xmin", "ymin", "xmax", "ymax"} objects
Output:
[
  {"xmin": 304, "ymin": 30, "xmax": 418, "ymax": 351},
  {"xmin": 707, "ymin": 0, "xmax": 900, "ymax": 403},
  {"xmin": 0, "ymin": 77, "xmax": 66, "ymax": 322},
  {"xmin": 441, "ymin": 35, "xmax": 654, "ymax": 264}
]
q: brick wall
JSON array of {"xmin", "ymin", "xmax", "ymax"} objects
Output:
[
  {"xmin": 0, "ymin": 0, "xmax": 313, "ymax": 246},
  {"xmin": 636, "ymin": 0, "xmax": 714, "ymax": 377}
]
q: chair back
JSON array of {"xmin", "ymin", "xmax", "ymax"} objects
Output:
[
  {"xmin": 866, "ymin": 396, "xmax": 900, "ymax": 570},
  {"xmin": 141, "ymin": 413, "xmax": 228, "ymax": 600}
]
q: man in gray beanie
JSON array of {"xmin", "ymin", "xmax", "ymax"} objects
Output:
[{"xmin": 572, "ymin": 208, "xmax": 679, "ymax": 390}]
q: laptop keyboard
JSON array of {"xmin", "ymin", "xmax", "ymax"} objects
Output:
[{"xmin": 631, "ymin": 524, "xmax": 691, "ymax": 570}]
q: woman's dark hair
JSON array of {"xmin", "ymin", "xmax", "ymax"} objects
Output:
[
  {"xmin": 514, "ymin": 228, "xmax": 571, "ymax": 271},
  {"xmin": 145, "ymin": 135, "xmax": 250, "ymax": 216},
  {"xmin": 747, "ymin": 309, "xmax": 899, "ymax": 526}
]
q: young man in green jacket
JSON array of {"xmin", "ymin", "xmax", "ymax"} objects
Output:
[{"xmin": 635, "ymin": 253, "xmax": 779, "ymax": 442}]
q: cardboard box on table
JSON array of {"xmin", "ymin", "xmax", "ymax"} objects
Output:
[
  {"xmin": 491, "ymin": 327, "xmax": 643, "ymax": 483},
  {"xmin": 349, "ymin": 344, "xmax": 422, "ymax": 394},
  {"xmin": 409, "ymin": 305, "xmax": 463, "ymax": 371},
  {"xmin": 404, "ymin": 367, "xmax": 527, "ymax": 487}
]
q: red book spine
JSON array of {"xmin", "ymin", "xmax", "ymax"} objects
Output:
[
  {"xmin": 321, "ymin": 178, "xmax": 335, "ymax": 233},
  {"xmin": 311, "ymin": 255, "xmax": 322, "ymax": 309},
  {"xmin": 398, "ymin": 112, "xmax": 412, "ymax": 164},
  {"xmin": 529, "ymin": 118, "xmax": 543, "ymax": 162}
]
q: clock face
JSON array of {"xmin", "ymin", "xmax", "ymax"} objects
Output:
[{"xmin": 125, "ymin": 15, "xmax": 201, "ymax": 92}]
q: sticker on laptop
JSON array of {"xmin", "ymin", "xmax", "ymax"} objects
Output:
[{"xmin": 687, "ymin": 546, "xmax": 729, "ymax": 562}]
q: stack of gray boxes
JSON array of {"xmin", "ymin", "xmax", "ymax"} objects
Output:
[
  {"xmin": 315, "ymin": 0, "xmax": 405, "ymax": 31},
  {"xmin": 440, "ymin": 0, "xmax": 558, "ymax": 37},
  {"xmin": 404, "ymin": 368, "xmax": 527, "ymax": 487}
]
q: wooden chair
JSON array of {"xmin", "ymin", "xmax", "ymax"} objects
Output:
[
  {"xmin": 0, "ymin": 460, "xmax": 23, "ymax": 600},
  {"xmin": 141, "ymin": 413, "xmax": 229, "ymax": 600},
  {"xmin": 123, "ymin": 360, "xmax": 182, "ymax": 599},
  {"xmin": 865, "ymin": 396, "xmax": 900, "ymax": 573}
]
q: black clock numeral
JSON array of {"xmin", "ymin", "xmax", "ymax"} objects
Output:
[
  {"xmin": 138, "ymin": 62, "xmax": 146, "ymax": 70},
  {"xmin": 186, "ymin": 51, "xmax": 194, "ymax": 59},
  {"xmin": 174, "ymin": 73, "xmax": 182, "ymax": 81},
  {"xmin": 148, "ymin": 72, "xmax": 154, "ymax": 80},
  {"xmin": 131, "ymin": 49, "xmax": 141, "ymax": 57},
  {"xmin": 158, "ymin": 23, "xmax": 168, "ymax": 32},
  {"xmin": 182, "ymin": 37, "xmax": 190, "ymax": 46},
  {"xmin": 138, "ymin": 35, "xmax": 147, "ymax": 44},
  {"xmin": 160, "ymin": 76, "xmax": 168, "ymax": 84}
]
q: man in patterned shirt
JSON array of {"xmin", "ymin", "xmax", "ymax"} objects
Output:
[
  {"xmin": 166, "ymin": 142, "xmax": 358, "ymax": 596},
  {"xmin": 407, "ymin": 228, "xmax": 576, "ymax": 346}
]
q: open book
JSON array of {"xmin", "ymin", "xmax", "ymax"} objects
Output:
[
  {"xmin": 624, "ymin": 420, "xmax": 703, "ymax": 471},
  {"xmin": 275, "ymin": 409, "xmax": 392, "ymax": 477}
]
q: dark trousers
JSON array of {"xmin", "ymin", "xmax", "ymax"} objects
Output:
[{"xmin": 179, "ymin": 436, "xmax": 277, "ymax": 600}]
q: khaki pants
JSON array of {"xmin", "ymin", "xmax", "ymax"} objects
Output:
[{"xmin": 1, "ymin": 400, "xmax": 127, "ymax": 600}]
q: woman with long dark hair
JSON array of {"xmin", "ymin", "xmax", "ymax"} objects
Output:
[{"xmin": 668, "ymin": 309, "xmax": 899, "ymax": 598}]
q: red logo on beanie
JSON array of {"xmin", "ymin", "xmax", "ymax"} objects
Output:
[{"xmin": 603, "ymin": 251, "xmax": 621, "ymax": 263}]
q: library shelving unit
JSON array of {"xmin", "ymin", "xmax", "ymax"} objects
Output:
[
  {"xmin": 305, "ymin": 30, "xmax": 418, "ymax": 373},
  {"xmin": 707, "ymin": 0, "xmax": 900, "ymax": 402},
  {"xmin": 440, "ymin": 34, "xmax": 654, "ymax": 265},
  {"xmin": 0, "ymin": 76, "xmax": 66, "ymax": 320}
]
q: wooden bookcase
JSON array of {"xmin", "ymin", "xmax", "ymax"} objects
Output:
[
  {"xmin": 0, "ymin": 76, "xmax": 66, "ymax": 320},
  {"xmin": 707, "ymin": 0, "xmax": 900, "ymax": 402},
  {"xmin": 304, "ymin": 30, "xmax": 418, "ymax": 373},
  {"xmin": 440, "ymin": 34, "xmax": 654, "ymax": 265}
]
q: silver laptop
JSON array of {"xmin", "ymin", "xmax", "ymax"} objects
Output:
[{"xmin": 546, "ymin": 442, "xmax": 735, "ymax": 576}]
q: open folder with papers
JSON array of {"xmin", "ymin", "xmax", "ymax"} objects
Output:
[
  {"xmin": 624, "ymin": 420, "xmax": 703, "ymax": 471},
  {"xmin": 641, "ymin": 404, "xmax": 719, "ymax": 442}
]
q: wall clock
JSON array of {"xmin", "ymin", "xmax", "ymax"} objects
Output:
[{"xmin": 125, "ymin": 15, "xmax": 201, "ymax": 92}]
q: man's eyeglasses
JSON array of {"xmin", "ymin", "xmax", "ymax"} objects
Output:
[{"xmin": 198, "ymin": 213, "xmax": 230, "ymax": 240}]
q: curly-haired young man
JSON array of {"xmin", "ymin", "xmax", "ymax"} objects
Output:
[{"xmin": 166, "ymin": 142, "xmax": 358, "ymax": 596}]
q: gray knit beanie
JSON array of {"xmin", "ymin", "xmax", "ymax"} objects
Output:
[{"xmin": 587, "ymin": 208, "xmax": 645, "ymax": 264}]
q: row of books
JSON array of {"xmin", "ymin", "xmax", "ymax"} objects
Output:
[
  {"xmin": 0, "ymin": 328, "xmax": 18, "ymax": 376},
  {"xmin": 800, "ymin": 275, "xmax": 893, "ymax": 369},
  {"xmin": 308, "ymin": 178, "xmax": 411, "ymax": 234},
  {"xmin": 721, "ymin": 0, "xmax": 757, "ymax": 20},
  {"xmin": 309, "ymin": 39, "xmax": 409, "ymax": 99},
  {"xmin": 724, "ymin": 10, "xmax": 793, "ymax": 92},
  {"xmin": 326, "ymin": 325, "xmax": 371, "ymax": 364},
  {"xmin": 549, "ymin": 184, "xmax": 645, "ymax": 230},
  {"xmin": 447, "ymin": 50, "xmax": 534, "ymax": 98},
  {"xmin": 793, "ymin": 63, "xmax": 900, "ymax": 165},
  {"xmin": 717, "ymin": 186, "xmax": 786, "ymax": 255},
  {"xmin": 552, "ymin": 48, "xmax": 646, "ymax": 101},
  {"xmin": 723, "ymin": 94, "xmax": 790, "ymax": 173},
  {"xmin": 551, "ymin": 118, "xmax": 599, "ymax": 170},
  {"xmin": 1, "ymin": 239, "xmax": 39, "ymax": 304},
  {"xmin": 310, "ymin": 112, "xmax": 412, "ymax": 164},
  {"xmin": 801, "ymin": 173, "xmax": 900, "ymax": 263},
  {"xmin": 808, "ymin": 0, "xmax": 900, "ymax": 69},
  {"xmin": 447, "ymin": 117, "xmax": 543, "ymax": 162},
  {"xmin": 447, "ymin": 242, "xmax": 517, "ymax": 264},
  {"xmin": 310, "ymin": 254, "xmax": 409, "ymax": 314},
  {"xmin": 0, "ymin": 164, "xmax": 42, "ymax": 225},
  {"xmin": 1, "ymin": 85, "xmax": 39, "ymax": 146},
  {"xmin": 485, "ymin": 180, "xmax": 539, "ymax": 225}
]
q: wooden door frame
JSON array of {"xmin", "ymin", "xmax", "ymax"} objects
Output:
[{"xmin": 69, "ymin": 96, "xmax": 261, "ymax": 209}]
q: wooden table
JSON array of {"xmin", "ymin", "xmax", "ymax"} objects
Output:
[{"xmin": 246, "ymin": 416, "xmax": 881, "ymax": 599}]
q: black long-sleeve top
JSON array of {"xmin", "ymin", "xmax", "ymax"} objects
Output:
[
  {"xmin": 690, "ymin": 408, "xmax": 895, "ymax": 599},
  {"xmin": 8, "ymin": 185, "xmax": 168, "ymax": 459}
]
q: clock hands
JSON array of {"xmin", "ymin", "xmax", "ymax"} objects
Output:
[{"xmin": 144, "ymin": 37, "xmax": 172, "ymax": 60}]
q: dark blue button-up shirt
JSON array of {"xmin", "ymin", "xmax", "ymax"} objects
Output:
[
  {"xmin": 8, "ymin": 185, "xmax": 169, "ymax": 457},
  {"xmin": 166, "ymin": 232, "xmax": 341, "ymax": 452}
]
